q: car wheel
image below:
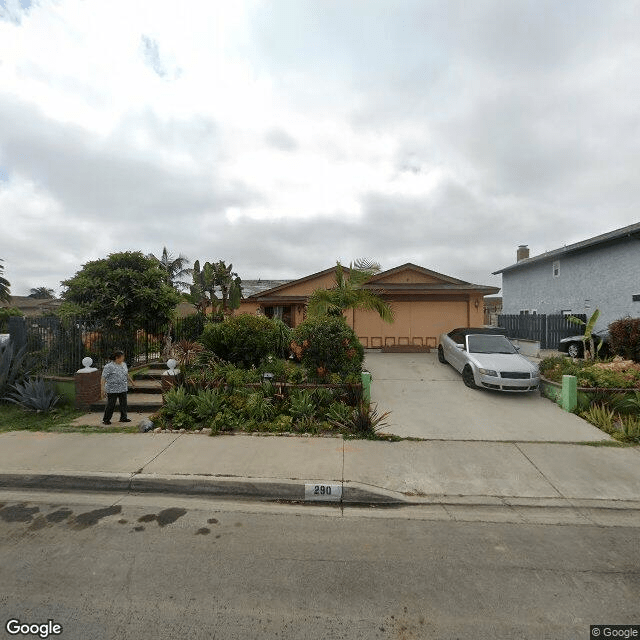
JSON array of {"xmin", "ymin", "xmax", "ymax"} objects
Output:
[
  {"xmin": 438, "ymin": 346, "xmax": 447, "ymax": 364},
  {"xmin": 567, "ymin": 342, "xmax": 583, "ymax": 358},
  {"xmin": 462, "ymin": 365, "xmax": 477, "ymax": 389}
]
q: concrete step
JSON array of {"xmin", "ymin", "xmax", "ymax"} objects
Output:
[
  {"xmin": 131, "ymin": 380, "xmax": 163, "ymax": 394},
  {"xmin": 133, "ymin": 371, "xmax": 165, "ymax": 381},
  {"xmin": 90, "ymin": 393, "xmax": 163, "ymax": 413}
]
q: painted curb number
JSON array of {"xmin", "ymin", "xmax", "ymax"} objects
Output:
[{"xmin": 305, "ymin": 483, "xmax": 342, "ymax": 502}]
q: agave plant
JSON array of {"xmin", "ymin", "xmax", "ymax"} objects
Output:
[
  {"xmin": 192, "ymin": 388, "xmax": 224, "ymax": 421},
  {"xmin": 0, "ymin": 341, "xmax": 31, "ymax": 400},
  {"xmin": 289, "ymin": 389, "xmax": 316, "ymax": 420},
  {"xmin": 163, "ymin": 386, "xmax": 194, "ymax": 417},
  {"xmin": 6, "ymin": 377, "xmax": 60, "ymax": 412},
  {"xmin": 617, "ymin": 414, "xmax": 640, "ymax": 442},
  {"xmin": 245, "ymin": 392, "xmax": 275, "ymax": 421}
]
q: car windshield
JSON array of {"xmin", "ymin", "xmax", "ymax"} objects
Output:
[{"xmin": 467, "ymin": 334, "xmax": 517, "ymax": 354}]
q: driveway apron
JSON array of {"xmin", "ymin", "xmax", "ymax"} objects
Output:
[{"xmin": 364, "ymin": 352, "xmax": 610, "ymax": 442}]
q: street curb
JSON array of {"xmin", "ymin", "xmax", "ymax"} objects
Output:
[
  {"xmin": 2, "ymin": 473, "xmax": 639, "ymax": 511},
  {"xmin": 0, "ymin": 473, "xmax": 405, "ymax": 505}
]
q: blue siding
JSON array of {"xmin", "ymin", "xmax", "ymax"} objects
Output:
[{"xmin": 501, "ymin": 237, "xmax": 640, "ymax": 331}]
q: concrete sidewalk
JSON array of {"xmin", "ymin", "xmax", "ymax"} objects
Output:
[{"xmin": 1, "ymin": 431, "xmax": 639, "ymax": 510}]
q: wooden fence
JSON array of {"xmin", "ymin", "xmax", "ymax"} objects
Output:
[{"xmin": 497, "ymin": 314, "xmax": 586, "ymax": 349}]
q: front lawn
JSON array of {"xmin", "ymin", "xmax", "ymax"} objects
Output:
[{"xmin": 0, "ymin": 404, "xmax": 137, "ymax": 434}]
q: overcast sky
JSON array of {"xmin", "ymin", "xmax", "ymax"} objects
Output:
[{"xmin": 1, "ymin": 0, "xmax": 639, "ymax": 297}]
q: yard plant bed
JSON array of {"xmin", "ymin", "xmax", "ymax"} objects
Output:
[
  {"xmin": 539, "ymin": 356, "xmax": 640, "ymax": 443},
  {"xmin": 540, "ymin": 355, "xmax": 640, "ymax": 389}
]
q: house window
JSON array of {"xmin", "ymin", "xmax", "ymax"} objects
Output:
[
  {"xmin": 552, "ymin": 261, "xmax": 560, "ymax": 277},
  {"xmin": 519, "ymin": 310, "xmax": 529, "ymax": 315},
  {"xmin": 561, "ymin": 309, "xmax": 572, "ymax": 316},
  {"xmin": 633, "ymin": 295, "xmax": 640, "ymax": 302}
]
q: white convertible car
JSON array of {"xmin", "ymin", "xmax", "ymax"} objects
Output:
[{"xmin": 438, "ymin": 328, "xmax": 540, "ymax": 392}]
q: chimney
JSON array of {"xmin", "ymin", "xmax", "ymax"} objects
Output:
[{"xmin": 517, "ymin": 245, "xmax": 529, "ymax": 262}]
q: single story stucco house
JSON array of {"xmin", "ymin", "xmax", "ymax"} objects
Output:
[{"xmin": 234, "ymin": 263, "xmax": 499, "ymax": 349}]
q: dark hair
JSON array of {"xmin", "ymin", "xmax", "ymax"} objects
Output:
[{"xmin": 110, "ymin": 350, "xmax": 125, "ymax": 361}]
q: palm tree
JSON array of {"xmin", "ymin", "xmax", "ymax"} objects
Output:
[
  {"xmin": 29, "ymin": 287, "xmax": 55, "ymax": 299},
  {"xmin": 0, "ymin": 259, "xmax": 11, "ymax": 303},
  {"xmin": 149, "ymin": 247, "xmax": 192, "ymax": 292},
  {"xmin": 307, "ymin": 259, "xmax": 394, "ymax": 323}
]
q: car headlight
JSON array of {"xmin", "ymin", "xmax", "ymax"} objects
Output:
[{"xmin": 478, "ymin": 368, "xmax": 498, "ymax": 376}]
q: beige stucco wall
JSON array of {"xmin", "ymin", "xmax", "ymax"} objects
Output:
[
  {"xmin": 375, "ymin": 271, "xmax": 441, "ymax": 284},
  {"xmin": 275, "ymin": 272, "xmax": 336, "ymax": 296}
]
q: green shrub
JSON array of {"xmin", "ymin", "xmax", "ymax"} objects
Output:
[
  {"xmin": 609, "ymin": 317, "xmax": 640, "ymax": 362},
  {"xmin": 291, "ymin": 316, "xmax": 364, "ymax": 380},
  {"xmin": 200, "ymin": 314, "xmax": 291, "ymax": 367}
]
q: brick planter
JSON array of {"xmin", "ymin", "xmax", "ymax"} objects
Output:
[{"xmin": 74, "ymin": 370, "xmax": 101, "ymax": 410}]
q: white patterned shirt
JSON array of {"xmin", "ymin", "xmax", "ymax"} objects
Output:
[{"xmin": 102, "ymin": 361, "xmax": 129, "ymax": 394}]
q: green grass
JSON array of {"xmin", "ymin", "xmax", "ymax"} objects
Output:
[{"xmin": 0, "ymin": 404, "xmax": 138, "ymax": 434}]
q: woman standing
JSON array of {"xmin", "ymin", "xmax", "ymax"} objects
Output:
[{"xmin": 101, "ymin": 350, "xmax": 135, "ymax": 425}]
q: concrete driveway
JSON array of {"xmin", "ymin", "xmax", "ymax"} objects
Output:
[{"xmin": 365, "ymin": 352, "xmax": 610, "ymax": 442}]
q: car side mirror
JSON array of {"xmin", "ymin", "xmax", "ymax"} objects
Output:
[{"xmin": 456, "ymin": 343, "xmax": 465, "ymax": 350}]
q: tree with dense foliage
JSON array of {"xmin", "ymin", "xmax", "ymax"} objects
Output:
[
  {"xmin": 148, "ymin": 247, "xmax": 192, "ymax": 292},
  {"xmin": 0, "ymin": 259, "xmax": 11, "ymax": 303},
  {"xmin": 189, "ymin": 260, "xmax": 242, "ymax": 317},
  {"xmin": 28, "ymin": 287, "xmax": 55, "ymax": 299},
  {"xmin": 307, "ymin": 259, "xmax": 394, "ymax": 323},
  {"xmin": 60, "ymin": 251, "xmax": 180, "ymax": 327},
  {"xmin": 291, "ymin": 315, "xmax": 364, "ymax": 380}
]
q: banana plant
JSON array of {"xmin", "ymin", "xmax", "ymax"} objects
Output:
[{"xmin": 567, "ymin": 309, "xmax": 602, "ymax": 360}]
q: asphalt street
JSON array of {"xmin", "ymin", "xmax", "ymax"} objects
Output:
[{"xmin": 1, "ymin": 490, "xmax": 638, "ymax": 640}]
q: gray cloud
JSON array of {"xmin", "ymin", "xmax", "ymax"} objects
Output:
[
  {"xmin": 264, "ymin": 127, "xmax": 298, "ymax": 152},
  {"xmin": 0, "ymin": 95, "xmax": 260, "ymax": 223},
  {"xmin": 140, "ymin": 35, "xmax": 167, "ymax": 78}
]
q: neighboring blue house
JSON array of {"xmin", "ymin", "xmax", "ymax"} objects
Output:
[{"xmin": 493, "ymin": 222, "xmax": 640, "ymax": 331}]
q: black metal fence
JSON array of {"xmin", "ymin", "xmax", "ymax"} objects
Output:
[
  {"xmin": 498, "ymin": 313, "xmax": 587, "ymax": 349},
  {"xmin": 7, "ymin": 314, "xmax": 208, "ymax": 376}
]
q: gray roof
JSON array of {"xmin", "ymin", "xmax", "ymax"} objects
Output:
[
  {"xmin": 493, "ymin": 221, "xmax": 640, "ymax": 274},
  {"xmin": 241, "ymin": 279, "xmax": 292, "ymax": 298}
]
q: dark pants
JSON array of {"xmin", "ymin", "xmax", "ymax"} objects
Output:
[{"xmin": 103, "ymin": 392, "xmax": 128, "ymax": 422}]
